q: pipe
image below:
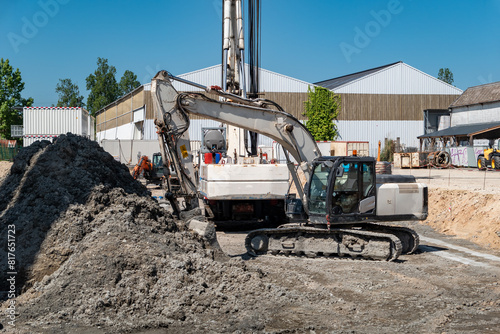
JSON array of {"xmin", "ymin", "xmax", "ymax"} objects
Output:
[
  {"xmin": 223, "ymin": 0, "xmax": 232, "ymax": 50},
  {"xmin": 236, "ymin": 0, "xmax": 245, "ymax": 50},
  {"xmin": 222, "ymin": 49, "xmax": 228, "ymax": 92}
]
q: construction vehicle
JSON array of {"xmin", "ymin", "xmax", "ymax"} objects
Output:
[
  {"xmin": 151, "ymin": 70, "xmax": 427, "ymax": 261},
  {"xmin": 477, "ymin": 146, "xmax": 500, "ymax": 170},
  {"xmin": 184, "ymin": 0, "xmax": 289, "ymax": 225},
  {"xmin": 132, "ymin": 153, "xmax": 164, "ymax": 186}
]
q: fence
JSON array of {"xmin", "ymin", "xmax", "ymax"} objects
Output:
[{"xmin": 0, "ymin": 146, "xmax": 20, "ymax": 161}]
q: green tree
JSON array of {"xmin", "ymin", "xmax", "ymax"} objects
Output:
[
  {"xmin": 303, "ymin": 86, "xmax": 341, "ymax": 141},
  {"xmin": 119, "ymin": 70, "xmax": 141, "ymax": 96},
  {"xmin": 86, "ymin": 57, "xmax": 119, "ymax": 116},
  {"xmin": 55, "ymin": 78, "xmax": 85, "ymax": 107},
  {"xmin": 0, "ymin": 58, "xmax": 33, "ymax": 139},
  {"xmin": 438, "ymin": 68, "xmax": 454, "ymax": 85}
]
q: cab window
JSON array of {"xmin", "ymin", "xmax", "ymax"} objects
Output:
[{"xmin": 308, "ymin": 163, "xmax": 331, "ymax": 214}]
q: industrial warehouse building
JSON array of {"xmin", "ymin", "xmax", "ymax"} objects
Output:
[
  {"xmin": 315, "ymin": 61, "xmax": 462, "ymax": 155},
  {"xmin": 418, "ymin": 81, "xmax": 500, "ymax": 167},
  {"xmin": 96, "ymin": 65, "xmax": 313, "ymax": 164},
  {"xmin": 95, "ymin": 61, "xmax": 462, "ymax": 163}
]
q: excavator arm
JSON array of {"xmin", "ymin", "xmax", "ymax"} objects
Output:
[
  {"xmin": 151, "ymin": 70, "xmax": 426, "ymax": 261},
  {"xmin": 151, "ymin": 70, "xmax": 321, "ymax": 212}
]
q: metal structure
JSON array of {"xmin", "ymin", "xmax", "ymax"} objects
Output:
[
  {"xmin": 151, "ymin": 71, "xmax": 428, "ymax": 261},
  {"xmin": 23, "ymin": 107, "xmax": 94, "ymax": 147}
]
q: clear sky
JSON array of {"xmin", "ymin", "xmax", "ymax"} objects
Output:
[{"xmin": 1, "ymin": 0, "xmax": 499, "ymax": 107}]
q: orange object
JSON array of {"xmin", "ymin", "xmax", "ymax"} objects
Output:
[
  {"xmin": 132, "ymin": 156, "xmax": 153, "ymax": 179},
  {"xmin": 377, "ymin": 140, "xmax": 381, "ymax": 162}
]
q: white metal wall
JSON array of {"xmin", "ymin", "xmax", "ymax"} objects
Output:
[
  {"xmin": 143, "ymin": 119, "xmax": 157, "ymax": 140},
  {"xmin": 100, "ymin": 139, "xmax": 161, "ymax": 165},
  {"xmin": 174, "ymin": 64, "xmax": 312, "ymax": 93},
  {"xmin": 97, "ymin": 123, "xmax": 134, "ymax": 141},
  {"xmin": 23, "ymin": 107, "xmax": 94, "ymax": 147},
  {"xmin": 257, "ymin": 66, "xmax": 312, "ymax": 93},
  {"xmin": 23, "ymin": 137, "xmax": 56, "ymax": 147},
  {"xmin": 98, "ymin": 120, "xmax": 421, "ymax": 163},
  {"xmin": 337, "ymin": 120, "xmax": 423, "ymax": 157},
  {"xmin": 188, "ymin": 119, "xmax": 277, "ymax": 147},
  {"xmin": 451, "ymin": 101, "xmax": 500, "ymax": 126},
  {"xmin": 335, "ymin": 62, "xmax": 463, "ymax": 95},
  {"xmin": 138, "ymin": 118, "xmax": 423, "ymax": 160},
  {"xmin": 24, "ymin": 107, "xmax": 85, "ymax": 135},
  {"xmin": 173, "ymin": 65, "xmax": 221, "ymax": 92}
]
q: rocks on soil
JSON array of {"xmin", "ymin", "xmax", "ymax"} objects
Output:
[{"xmin": 0, "ymin": 134, "xmax": 276, "ymax": 333}]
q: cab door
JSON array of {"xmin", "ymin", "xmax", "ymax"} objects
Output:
[{"xmin": 326, "ymin": 158, "xmax": 376, "ymax": 224}]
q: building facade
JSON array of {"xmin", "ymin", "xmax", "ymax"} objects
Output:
[
  {"xmin": 315, "ymin": 61, "xmax": 463, "ymax": 155},
  {"xmin": 418, "ymin": 81, "xmax": 500, "ymax": 167},
  {"xmin": 95, "ymin": 61, "xmax": 463, "ymax": 162}
]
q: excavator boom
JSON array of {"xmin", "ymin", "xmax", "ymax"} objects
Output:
[
  {"xmin": 151, "ymin": 70, "xmax": 427, "ymax": 261},
  {"xmin": 152, "ymin": 70, "xmax": 321, "ymax": 207}
]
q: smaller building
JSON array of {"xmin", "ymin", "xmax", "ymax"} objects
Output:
[
  {"xmin": 418, "ymin": 81, "xmax": 500, "ymax": 167},
  {"xmin": 449, "ymin": 81, "xmax": 500, "ymax": 127},
  {"xmin": 22, "ymin": 107, "xmax": 95, "ymax": 147}
]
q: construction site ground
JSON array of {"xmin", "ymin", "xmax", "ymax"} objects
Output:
[{"xmin": 1, "ymin": 144, "xmax": 500, "ymax": 334}]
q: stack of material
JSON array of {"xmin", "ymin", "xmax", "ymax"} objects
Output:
[{"xmin": 0, "ymin": 134, "xmax": 277, "ymax": 333}]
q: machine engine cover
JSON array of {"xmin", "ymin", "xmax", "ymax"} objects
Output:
[{"xmin": 376, "ymin": 183, "xmax": 428, "ymax": 220}]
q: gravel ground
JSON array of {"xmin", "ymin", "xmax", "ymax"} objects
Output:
[{"xmin": 1, "ymin": 146, "xmax": 500, "ymax": 333}]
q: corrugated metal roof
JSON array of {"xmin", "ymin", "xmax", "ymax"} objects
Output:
[
  {"xmin": 315, "ymin": 61, "xmax": 462, "ymax": 95},
  {"xmin": 175, "ymin": 64, "xmax": 313, "ymax": 93},
  {"xmin": 449, "ymin": 81, "xmax": 500, "ymax": 108},
  {"xmin": 315, "ymin": 61, "xmax": 401, "ymax": 90},
  {"xmin": 418, "ymin": 121, "xmax": 500, "ymax": 139}
]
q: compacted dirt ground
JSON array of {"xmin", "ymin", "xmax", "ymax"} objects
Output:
[{"xmin": 1, "ymin": 140, "xmax": 499, "ymax": 333}]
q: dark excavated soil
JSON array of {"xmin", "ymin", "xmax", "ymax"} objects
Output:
[
  {"xmin": 1, "ymin": 134, "xmax": 500, "ymax": 333},
  {"xmin": 0, "ymin": 134, "xmax": 280, "ymax": 333}
]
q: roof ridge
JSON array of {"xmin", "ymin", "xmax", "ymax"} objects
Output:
[
  {"xmin": 466, "ymin": 81, "xmax": 500, "ymax": 90},
  {"xmin": 314, "ymin": 61, "xmax": 402, "ymax": 85}
]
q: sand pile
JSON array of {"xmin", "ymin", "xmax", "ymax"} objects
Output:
[
  {"xmin": 426, "ymin": 189, "xmax": 500, "ymax": 250},
  {"xmin": 0, "ymin": 134, "xmax": 282, "ymax": 333}
]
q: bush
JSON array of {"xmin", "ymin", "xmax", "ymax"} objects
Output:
[{"xmin": 380, "ymin": 138, "xmax": 395, "ymax": 162}]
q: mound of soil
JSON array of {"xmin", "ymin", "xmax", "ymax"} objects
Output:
[
  {"xmin": 0, "ymin": 134, "xmax": 280, "ymax": 333},
  {"xmin": 426, "ymin": 189, "xmax": 500, "ymax": 250}
]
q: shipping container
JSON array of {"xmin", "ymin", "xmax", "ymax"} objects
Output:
[{"xmin": 23, "ymin": 107, "xmax": 95, "ymax": 147}]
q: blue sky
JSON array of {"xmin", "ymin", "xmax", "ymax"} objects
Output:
[{"xmin": 1, "ymin": 0, "xmax": 499, "ymax": 107}]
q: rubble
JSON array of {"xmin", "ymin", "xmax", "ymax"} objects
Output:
[
  {"xmin": 0, "ymin": 134, "xmax": 275, "ymax": 333},
  {"xmin": 2, "ymin": 134, "xmax": 500, "ymax": 333}
]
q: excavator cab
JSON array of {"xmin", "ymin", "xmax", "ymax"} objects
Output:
[
  {"xmin": 152, "ymin": 153, "xmax": 163, "ymax": 178},
  {"xmin": 307, "ymin": 157, "xmax": 376, "ymax": 225}
]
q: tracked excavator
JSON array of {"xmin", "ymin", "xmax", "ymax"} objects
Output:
[
  {"xmin": 151, "ymin": 70, "xmax": 427, "ymax": 261},
  {"xmin": 132, "ymin": 153, "xmax": 164, "ymax": 186}
]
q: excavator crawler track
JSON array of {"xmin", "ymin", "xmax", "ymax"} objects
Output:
[
  {"xmin": 350, "ymin": 223, "xmax": 420, "ymax": 254},
  {"xmin": 245, "ymin": 226, "xmax": 403, "ymax": 261}
]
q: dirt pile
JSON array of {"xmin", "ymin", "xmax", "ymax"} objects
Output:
[
  {"xmin": 0, "ymin": 162, "xmax": 10, "ymax": 183},
  {"xmin": 0, "ymin": 134, "xmax": 282, "ymax": 333},
  {"xmin": 425, "ymin": 189, "xmax": 500, "ymax": 250}
]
